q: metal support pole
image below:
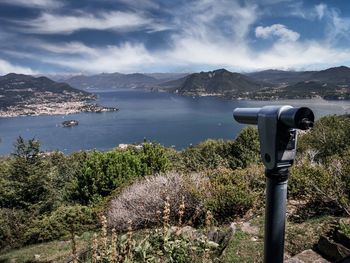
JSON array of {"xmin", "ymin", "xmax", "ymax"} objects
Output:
[{"xmin": 264, "ymin": 168, "xmax": 289, "ymax": 263}]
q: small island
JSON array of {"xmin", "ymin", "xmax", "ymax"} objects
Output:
[{"xmin": 62, "ymin": 120, "xmax": 79, "ymax": 127}]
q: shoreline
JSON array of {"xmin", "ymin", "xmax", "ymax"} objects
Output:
[{"xmin": 0, "ymin": 101, "xmax": 118, "ymax": 118}]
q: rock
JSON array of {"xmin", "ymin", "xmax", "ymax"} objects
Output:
[
  {"xmin": 34, "ymin": 254, "xmax": 41, "ymax": 261},
  {"xmin": 208, "ymin": 228, "xmax": 227, "ymax": 244},
  {"xmin": 285, "ymin": 249, "xmax": 329, "ymax": 263},
  {"xmin": 230, "ymin": 222, "xmax": 237, "ymax": 233},
  {"xmin": 336, "ymin": 230, "xmax": 350, "ymax": 249},
  {"xmin": 241, "ymin": 221, "xmax": 259, "ymax": 235},
  {"xmin": 214, "ymin": 223, "xmax": 237, "ymax": 256},
  {"xmin": 318, "ymin": 235, "xmax": 350, "ymax": 261},
  {"xmin": 174, "ymin": 226, "xmax": 198, "ymax": 240},
  {"xmin": 335, "ymin": 255, "xmax": 350, "ymax": 263}
]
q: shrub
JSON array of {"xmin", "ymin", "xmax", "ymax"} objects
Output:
[
  {"xmin": 24, "ymin": 205, "xmax": 96, "ymax": 244},
  {"xmin": 289, "ymin": 163, "xmax": 334, "ymax": 199},
  {"xmin": 177, "ymin": 127, "xmax": 260, "ymax": 172},
  {"xmin": 202, "ymin": 168, "xmax": 257, "ymax": 221},
  {"xmin": 179, "ymin": 139, "xmax": 230, "ymax": 171},
  {"xmin": 289, "ymin": 162, "xmax": 350, "ymax": 216},
  {"xmin": 228, "ymin": 127, "xmax": 260, "ymax": 169},
  {"xmin": 67, "ymin": 143, "xmax": 171, "ymax": 205},
  {"xmin": 298, "ymin": 115, "xmax": 350, "ymax": 161},
  {"xmin": 0, "ymin": 208, "xmax": 27, "ymax": 249},
  {"xmin": 107, "ymin": 172, "xmax": 205, "ymax": 231}
]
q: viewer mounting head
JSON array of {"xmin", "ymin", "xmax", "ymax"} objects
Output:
[{"xmin": 233, "ymin": 105, "xmax": 314, "ymax": 170}]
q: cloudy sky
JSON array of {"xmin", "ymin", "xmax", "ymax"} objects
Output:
[{"xmin": 0, "ymin": 0, "xmax": 350, "ymax": 74}]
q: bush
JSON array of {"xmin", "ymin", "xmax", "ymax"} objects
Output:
[
  {"xmin": 0, "ymin": 208, "xmax": 27, "ymax": 249},
  {"xmin": 24, "ymin": 205, "xmax": 96, "ymax": 244},
  {"xmin": 289, "ymin": 162, "xmax": 350, "ymax": 216},
  {"xmin": 228, "ymin": 127, "xmax": 260, "ymax": 169},
  {"xmin": 179, "ymin": 139, "xmax": 230, "ymax": 171},
  {"xmin": 107, "ymin": 172, "xmax": 205, "ymax": 231},
  {"xmin": 299, "ymin": 115, "xmax": 350, "ymax": 161},
  {"xmin": 201, "ymin": 168, "xmax": 259, "ymax": 221},
  {"xmin": 289, "ymin": 164, "xmax": 329, "ymax": 200},
  {"xmin": 67, "ymin": 143, "xmax": 171, "ymax": 205},
  {"xmin": 177, "ymin": 127, "xmax": 260, "ymax": 172}
]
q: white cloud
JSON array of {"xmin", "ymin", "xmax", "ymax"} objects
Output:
[
  {"xmin": 329, "ymin": 9, "xmax": 350, "ymax": 40},
  {"xmin": 255, "ymin": 24, "xmax": 300, "ymax": 42},
  {"xmin": 117, "ymin": 0, "xmax": 160, "ymax": 10},
  {"xmin": 38, "ymin": 41, "xmax": 98, "ymax": 56},
  {"xmin": 19, "ymin": 11, "xmax": 160, "ymax": 34},
  {"xmin": 315, "ymin": 3, "xmax": 327, "ymax": 20},
  {"xmin": 37, "ymin": 42, "xmax": 156, "ymax": 73},
  {"xmin": 0, "ymin": 0, "xmax": 62, "ymax": 8},
  {"xmin": 0, "ymin": 59, "xmax": 36, "ymax": 75}
]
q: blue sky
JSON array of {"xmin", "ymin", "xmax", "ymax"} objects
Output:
[{"xmin": 0, "ymin": 0, "xmax": 350, "ymax": 74}]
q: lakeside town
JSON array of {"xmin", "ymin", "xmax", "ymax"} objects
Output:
[{"xmin": 0, "ymin": 101, "xmax": 118, "ymax": 118}]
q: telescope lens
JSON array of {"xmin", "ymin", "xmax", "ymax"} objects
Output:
[
  {"xmin": 279, "ymin": 107, "xmax": 314, "ymax": 130},
  {"xmin": 295, "ymin": 107, "xmax": 314, "ymax": 130}
]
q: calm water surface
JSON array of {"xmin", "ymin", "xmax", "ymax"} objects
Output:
[{"xmin": 1, "ymin": 90, "xmax": 350, "ymax": 155}]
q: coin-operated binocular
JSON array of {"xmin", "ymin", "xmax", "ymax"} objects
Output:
[{"xmin": 233, "ymin": 106, "xmax": 314, "ymax": 263}]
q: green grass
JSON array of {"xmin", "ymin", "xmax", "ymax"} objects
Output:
[
  {"xmin": 220, "ymin": 215, "xmax": 336, "ymax": 263},
  {"xmin": 0, "ymin": 232, "xmax": 93, "ymax": 263},
  {"xmin": 285, "ymin": 216, "xmax": 337, "ymax": 256},
  {"xmin": 220, "ymin": 229, "xmax": 264, "ymax": 263}
]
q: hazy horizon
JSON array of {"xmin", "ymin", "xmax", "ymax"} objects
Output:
[{"xmin": 2, "ymin": 64, "xmax": 349, "ymax": 77}]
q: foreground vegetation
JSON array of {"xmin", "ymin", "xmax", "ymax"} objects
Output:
[{"xmin": 1, "ymin": 115, "xmax": 350, "ymax": 262}]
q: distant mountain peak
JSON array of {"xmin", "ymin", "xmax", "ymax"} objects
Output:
[
  {"xmin": 160, "ymin": 68, "xmax": 268, "ymax": 97},
  {"xmin": 320, "ymin": 65, "xmax": 350, "ymax": 72}
]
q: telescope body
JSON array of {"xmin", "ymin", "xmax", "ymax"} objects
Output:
[{"xmin": 233, "ymin": 105, "xmax": 314, "ymax": 263}]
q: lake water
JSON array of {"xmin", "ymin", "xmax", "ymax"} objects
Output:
[{"xmin": 1, "ymin": 89, "xmax": 350, "ymax": 156}]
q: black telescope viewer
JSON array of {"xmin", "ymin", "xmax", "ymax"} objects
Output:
[{"xmin": 233, "ymin": 106, "xmax": 314, "ymax": 263}]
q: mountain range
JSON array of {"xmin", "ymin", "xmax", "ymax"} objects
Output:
[
  {"xmin": 62, "ymin": 72, "xmax": 188, "ymax": 90},
  {"xmin": 156, "ymin": 66, "xmax": 350, "ymax": 100},
  {"xmin": 2, "ymin": 66, "xmax": 350, "ymax": 107}
]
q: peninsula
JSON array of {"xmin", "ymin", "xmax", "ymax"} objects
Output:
[{"xmin": 0, "ymin": 73, "xmax": 118, "ymax": 117}]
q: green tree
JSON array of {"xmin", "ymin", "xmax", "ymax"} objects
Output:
[
  {"xmin": 2, "ymin": 137, "xmax": 52, "ymax": 211},
  {"xmin": 67, "ymin": 143, "xmax": 171, "ymax": 205},
  {"xmin": 228, "ymin": 127, "xmax": 260, "ymax": 169}
]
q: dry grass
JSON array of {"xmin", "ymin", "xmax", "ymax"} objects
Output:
[{"xmin": 107, "ymin": 172, "xmax": 207, "ymax": 231}]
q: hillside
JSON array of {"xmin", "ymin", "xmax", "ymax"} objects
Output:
[
  {"xmin": 0, "ymin": 73, "xmax": 116, "ymax": 117},
  {"xmin": 145, "ymin": 72, "xmax": 189, "ymax": 82},
  {"xmin": 309, "ymin": 66, "xmax": 350, "ymax": 84},
  {"xmin": 158, "ymin": 69, "xmax": 271, "ymax": 98},
  {"xmin": 247, "ymin": 66, "xmax": 350, "ymax": 100},
  {"xmin": 0, "ymin": 73, "xmax": 93, "ymax": 108},
  {"xmin": 246, "ymin": 69, "xmax": 315, "ymax": 85}
]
